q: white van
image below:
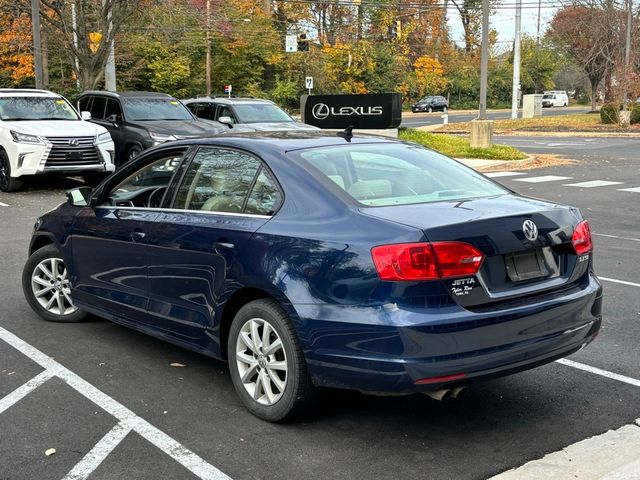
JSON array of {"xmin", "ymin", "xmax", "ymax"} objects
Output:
[{"xmin": 542, "ymin": 91, "xmax": 569, "ymax": 107}]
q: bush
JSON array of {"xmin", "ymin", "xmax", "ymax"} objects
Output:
[
  {"xmin": 600, "ymin": 103, "xmax": 620, "ymax": 124},
  {"xmin": 631, "ymin": 105, "xmax": 640, "ymax": 125}
]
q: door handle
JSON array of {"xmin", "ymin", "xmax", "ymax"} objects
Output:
[
  {"xmin": 212, "ymin": 241, "xmax": 234, "ymax": 250},
  {"xmin": 131, "ymin": 231, "xmax": 146, "ymax": 241}
]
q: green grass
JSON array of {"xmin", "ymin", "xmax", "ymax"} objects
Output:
[
  {"xmin": 437, "ymin": 114, "xmax": 604, "ymax": 133},
  {"xmin": 399, "ymin": 128, "xmax": 527, "ymax": 160}
]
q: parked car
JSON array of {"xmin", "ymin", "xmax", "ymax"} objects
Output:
[
  {"xmin": 0, "ymin": 88, "xmax": 115, "ymax": 192},
  {"xmin": 77, "ymin": 91, "xmax": 231, "ymax": 166},
  {"xmin": 411, "ymin": 95, "xmax": 449, "ymax": 113},
  {"xmin": 183, "ymin": 96, "xmax": 319, "ymax": 132},
  {"xmin": 542, "ymin": 91, "xmax": 569, "ymax": 107},
  {"xmin": 22, "ymin": 132, "xmax": 602, "ymax": 422}
]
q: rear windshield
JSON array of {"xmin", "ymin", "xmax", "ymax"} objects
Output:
[
  {"xmin": 291, "ymin": 143, "xmax": 508, "ymax": 206},
  {"xmin": 123, "ymin": 98, "xmax": 193, "ymax": 121},
  {"xmin": 0, "ymin": 96, "xmax": 78, "ymax": 121}
]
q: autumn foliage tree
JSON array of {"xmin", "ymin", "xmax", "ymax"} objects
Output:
[{"xmin": 0, "ymin": 7, "xmax": 34, "ymax": 86}]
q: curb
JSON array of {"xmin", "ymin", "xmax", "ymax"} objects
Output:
[{"xmin": 456, "ymin": 155, "xmax": 537, "ymax": 172}]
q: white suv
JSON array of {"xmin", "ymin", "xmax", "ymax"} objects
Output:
[{"xmin": 0, "ymin": 89, "xmax": 115, "ymax": 192}]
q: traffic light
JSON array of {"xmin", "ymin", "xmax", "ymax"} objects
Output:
[
  {"xmin": 388, "ymin": 19, "xmax": 401, "ymax": 39},
  {"xmin": 297, "ymin": 33, "xmax": 309, "ymax": 52}
]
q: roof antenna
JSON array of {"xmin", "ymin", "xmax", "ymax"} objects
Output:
[{"xmin": 337, "ymin": 126, "xmax": 354, "ymax": 142}]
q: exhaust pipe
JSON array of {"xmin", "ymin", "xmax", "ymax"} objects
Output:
[
  {"xmin": 423, "ymin": 389, "xmax": 452, "ymax": 401},
  {"xmin": 450, "ymin": 386, "xmax": 466, "ymax": 399}
]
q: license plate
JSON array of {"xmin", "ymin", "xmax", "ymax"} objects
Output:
[
  {"xmin": 66, "ymin": 151, "xmax": 83, "ymax": 160},
  {"xmin": 505, "ymin": 251, "xmax": 548, "ymax": 282}
]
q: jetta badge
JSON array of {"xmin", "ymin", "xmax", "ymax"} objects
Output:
[{"xmin": 522, "ymin": 220, "xmax": 538, "ymax": 241}]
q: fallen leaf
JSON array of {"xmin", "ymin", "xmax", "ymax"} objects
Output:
[
  {"xmin": 170, "ymin": 363, "xmax": 186, "ymax": 367},
  {"xmin": 45, "ymin": 448, "xmax": 56, "ymax": 456}
]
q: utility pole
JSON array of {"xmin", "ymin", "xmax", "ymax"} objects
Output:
[
  {"xmin": 470, "ymin": 0, "xmax": 493, "ymax": 147},
  {"xmin": 536, "ymin": 0, "xmax": 542, "ymax": 43},
  {"xmin": 71, "ymin": 1, "xmax": 80, "ymax": 88},
  {"xmin": 30, "ymin": 0, "xmax": 44, "ymax": 89},
  {"xmin": 104, "ymin": 1, "xmax": 116, "ymax": 91},
  {"xmin": 511, "ymin": 0, "xmax": 522, "ymax": 119},
  {"xmin": 622, "ymin": 0, "xmax": 632, "ymax": 113},
  {"xmin": 478, "ymin": 0, "xmax": 489, "ymax": 120},
  {"xmin": 205, "ymin": 0, "xmax": 212, "ymax": 96}
]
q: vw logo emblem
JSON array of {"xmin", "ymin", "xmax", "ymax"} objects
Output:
[
  {"xmin": 311, "ymin": 103, "xmax": 330, "ymax": 120},
  {"xmin": 522, "ymin": 220, "xmax": 538, "ymax": 241},
  {"xmin": 68, "ymin": 138, "xmax": 79, "ymax": 146}
]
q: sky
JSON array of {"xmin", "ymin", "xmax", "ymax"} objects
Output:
[{"xmin": 448, "ymin": 4, "xmax": 558, "ymax": 49}]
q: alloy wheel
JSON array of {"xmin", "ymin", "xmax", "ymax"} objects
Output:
[
  {"xmin": 235, "ymin": 317, "xmax": 288, "ymax": 406},
  {"xmin": 31, "ymin": 257, "xmax": 78, "ymax": 316}
]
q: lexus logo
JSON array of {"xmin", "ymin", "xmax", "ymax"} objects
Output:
[
  {"xmin": 312, "ymin": 103, "xmax": 330, "ymax": 120},
  {"xmin": 311, "ymin": 103, "xmax": 384, "ymax": 120},
  {"xmin": 68, "ymin": 138, "xmax": 79, "ymax": 146},
  {"xmin": 522, "ymin": 220, "xmax": 538, "ymax": 241}
]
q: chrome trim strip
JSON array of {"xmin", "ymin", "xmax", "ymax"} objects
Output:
[{"xmin": 93, "ymin": 205, "xmax": 271, "ymax": 219}]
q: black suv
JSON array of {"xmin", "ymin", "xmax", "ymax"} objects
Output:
[
  {"xmin": 77, "ymin": 91, "xmax": 229, "ymax": 165},
  {"xmin": 411, "ymin": 95, "xmax": 448, "ymax": 113}
]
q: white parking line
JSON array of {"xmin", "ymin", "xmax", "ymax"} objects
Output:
[
  {"xmin": 0, "ymin": 326, "xmax": 231, "ymax": 480},
  {"xmin": 514, "ymin": 175, "xmax": 572, "ymax": 183},
  {"xmin": 618, "ymin": 186, "xmax": 640, "ymax": 193},
  {"xmin": 0, "ymin": 202, "xmax": 8, "ymax": 207},
  {"xmin": 485, "ymin": 172, "xmax": 527, "ymax": 178},
  {"xmin": 557, "ymin": 359, "xmax": 640, "ymax": 388},
  {"xmin": 0, "ymin": 369, "xmax": 55, "ymax": 414},
  {"xmin": 62, "ymin": 422, "xmax": 132, "ymax": 480},
  {"xmin": 593, "ymin": 233, "xmax": 640, "ymax": 243},
  {"xmin": 563, "ymin": 180, "xmax": 624, "ymax": 188},
  {"xmin": 599, "ymin": 276, "xmax": 640, "ymax": 288}
]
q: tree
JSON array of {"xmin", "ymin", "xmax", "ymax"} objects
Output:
[
  {"xmin": 518, "ymin": 36, "xmax": 561, "ymax": 93},
  {"xmin": 0, "ymin": 7, "xmax": 34, "ymax": 86}
]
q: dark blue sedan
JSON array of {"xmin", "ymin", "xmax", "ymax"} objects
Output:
[{"xmin": 22, "ymin": 132, "xmax": 602, "ymax": 421}]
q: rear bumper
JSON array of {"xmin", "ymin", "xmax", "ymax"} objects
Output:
[{"xmin": 296, "ymin": 275, "xmax": 602, "ymax": 393}]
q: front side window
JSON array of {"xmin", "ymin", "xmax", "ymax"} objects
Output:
[
  {"xmin": 291, "ymin": 143, "xmax": 508, "ymax": 207},
  {"xmin": 175, "ymin": 147, "xmax": 280, "ymax": 215},
  {"xmin": 0, "ymin": 96, "xmax": 79, "ymax": 121},
  {"xmin": 122, "ymin": 98, "xmax": 194, "ymax": 121},
  {"xmin": 104, "ymin": 154, "xmax": 183, "ymax": 208}
]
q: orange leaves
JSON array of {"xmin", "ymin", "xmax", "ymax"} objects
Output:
[{"xmin": 0, "ymin": 12, "xmax": 35, "ymax": 84}]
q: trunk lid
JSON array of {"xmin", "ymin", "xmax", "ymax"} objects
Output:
[{"xmin": 363, "ymin": 194, "xmax": 590, "ymax": 307}]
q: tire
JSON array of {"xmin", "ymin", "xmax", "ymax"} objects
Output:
[
  {"xmin": 126, "ymin": 145, "xmax": 142, "ymax": 163},
  {"xmin": 22, "ymin": 245, "xmax": 87, "ymax": 323},
  {"xmin": 0, "ymin": 149, "xmax": 24, "ymax": 192},
  {"xmin": 227, "ymin": 298, "xmax": 316, "ymax": 422},
  {"xmin": 427, "ymin": 106, "xmax": 433, "ymax": 113}
]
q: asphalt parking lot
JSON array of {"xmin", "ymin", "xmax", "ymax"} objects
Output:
[{"xmin": 1, "ymin": 146, "xmax": 639, "ymax": 480}]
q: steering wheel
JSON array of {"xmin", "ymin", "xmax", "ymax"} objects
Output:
[{"xmin": 147, "ymin": 187, "xmax": 166, "ymax": 208}]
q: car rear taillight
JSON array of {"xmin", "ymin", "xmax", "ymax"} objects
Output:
[
  {"xmin": 371, "ymin": 242, "xmax": 484, "ymax": 281},
  {"xmin": 571, "ymin": 220, "xmax": 592, "ymax": 255}
]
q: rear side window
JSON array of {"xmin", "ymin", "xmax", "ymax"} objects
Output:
[
  {"xmin": 174, "ymin": 147, "xmax": 281, "ymax": 215},
  {"xmin": 292, "ymin": 144, "xmax": 507, "ymax": 207}
]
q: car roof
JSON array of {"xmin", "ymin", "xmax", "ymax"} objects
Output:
[
  {"xmin": 78, "ymin": 91, "xmax": 174, "ymax": 99},
  {"xmin": 183, "ymin": 96, "xmax": 275, "ymax": 105},
  {"xmin": 162, "ymin": 131, "xmax": 401, "ymax": 154},
  {"xmin": 0, "ymin": 89, "xmax": 61, "ymax": 98}
]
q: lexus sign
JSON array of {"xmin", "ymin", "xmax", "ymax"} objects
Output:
[{"xmin": 301, "ymin": 94, "xmax": 402, "ymax": 129}]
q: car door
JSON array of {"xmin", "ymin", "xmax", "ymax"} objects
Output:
[
  {"xmin": 69, "ymin": 148, "xmax": 188, "ymax": 324},
  {"xmin": 144, "ymin": 146, "xmax": 282, "ymax": 348}
]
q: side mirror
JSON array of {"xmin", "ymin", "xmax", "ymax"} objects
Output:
[
  {"xmin": 218, "ymin": 116, "xmax": 234, "ymax": 127},
  {"xmin": 81, "ymin": 111, "xmax": 92, "ymax": 120},
  {"xmin": 106, "ymin": 113, "xmax": 120, "ymax": 126},
  {"xmin": 66, "ymin": 187, "xmax": 93, "ymax": 207}
]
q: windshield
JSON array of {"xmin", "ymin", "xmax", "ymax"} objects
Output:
[
  {"xmin": 542, "ymin": 95, "xmax": 553, "ymax": 99},
  {"xmin": 291, "ymin": 143, "xmax": 508, "ymax": 207},
  {"xmin": 123, "ymin": 98, "xmax": 193, "ymax": 121},
  {"xmin": 233, "ymin": 103, "xmax": 293, "ymax": 123},
  {"xmin": 0, "ymin": 96, "xmax": 78, "ymax": 121}
]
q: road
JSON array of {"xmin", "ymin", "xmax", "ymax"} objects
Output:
[
  {"xmin": 400, "ymin": 106, "xmax": 591, "ymax": 128},
  {"xmin": 0, "ymin": 140, "xmax": 639, "ymax": 480}
]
